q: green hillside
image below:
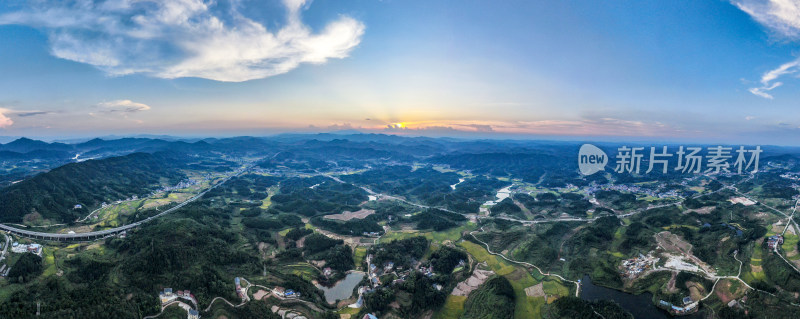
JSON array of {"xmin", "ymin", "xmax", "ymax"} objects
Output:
[{"xmin": 0, "ymin": 152, "xmax": 185, "ymax": 223}]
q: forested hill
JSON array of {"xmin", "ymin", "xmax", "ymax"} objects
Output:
[{"xmin": 0, "ymin": 152, "xmax": 186, "ymax": 223}]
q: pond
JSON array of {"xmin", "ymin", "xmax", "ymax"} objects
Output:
[
  {"xmin": 579, "ymin": 275, "xmax": 705, "ymax": 319},
  {"xmin": 315, "ymin": 272, "xmax": 365, "ymax": 304}
]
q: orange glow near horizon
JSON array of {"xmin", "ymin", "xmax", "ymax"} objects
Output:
[{"xmin": 319, "ymin": 117, "xmax": 696, "ymax": 138}]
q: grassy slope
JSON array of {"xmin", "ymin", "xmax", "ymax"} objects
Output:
[{"xmin": 435, "ymin": 240, "xmax": 569, "ymax": 319}]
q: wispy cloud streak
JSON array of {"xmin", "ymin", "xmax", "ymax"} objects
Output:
[
  {"xmin": 749, "ymin": 57, "xmax": 800, "ymax": 99},
  {"xmin": 733, "ymin": 0, "xmax": 800, "ymax": 99},
  {"xmin": 97, "ymin": 100, "xmax": 152, "ymax": 113}
]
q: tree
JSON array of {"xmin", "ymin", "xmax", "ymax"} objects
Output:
[{"xmin": 8, "ymin": 252, "xmax": 43, "ymax": 283}]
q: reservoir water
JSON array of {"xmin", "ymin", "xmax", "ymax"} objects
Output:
[
  {"xmin": 450, "ymin": 178, "xmax": 465, "ymax": 190},
  {"xmin": 482, "ymin": 185, "xmax": 513, "ymax": 207},
  {"xmin": 579, "ymin": 275, "xmax": 672, "ymax": 319},
  {"xmin": 315, "ymin": 272, "xmax": 365, "ymax": 304}
]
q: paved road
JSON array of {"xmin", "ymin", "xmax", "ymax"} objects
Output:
[
  {"xmin": 715, "ymin": 177, "xmax": 800, "ymax": 276},
  {"xmin": 143, "ymin": 300, "xmax": 195, "ymax": 319},
  {"xmin": 782, "ymin": 197, "xmax": 800, "ymax": 236},
  {"xmin": 0, "ymin": 171, "xmax": 242, "ymax": 241},
  {"xmin": 203, "ymin": 296, "xmax": 243, "ymax": 312}
]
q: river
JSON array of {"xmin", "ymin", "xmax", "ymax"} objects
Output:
[
  {"xmin": 315, "ymin": 272, "xmax": 365, "ymax": 304},
  {"xmin": 579, "ymin": 275, "xmax": 704, "ymax": 319}
]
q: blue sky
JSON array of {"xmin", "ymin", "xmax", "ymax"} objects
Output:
[{"xmin": 0, "ymin": 0, "xmax": 799, "ymax": 144}]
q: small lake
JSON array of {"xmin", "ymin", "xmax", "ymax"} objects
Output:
[
  {"xmin": 580, "ymin": 275, "xmax": 688, "ymax": 319},
  {"xmin": 315, "ymin": 272, "xmax": 364, "ymax": 304},
  {"xmin": 482, "ymin": 185, "xmax": 513, "ymax": 207},
  {"xmin": 495, "ymin": 185, "xmax": 512, "ymax": 200}
]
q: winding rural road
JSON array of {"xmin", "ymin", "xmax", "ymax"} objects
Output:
[{"xmin": 469, "ymin": 226, "xmax": 582, "ymax": 297}]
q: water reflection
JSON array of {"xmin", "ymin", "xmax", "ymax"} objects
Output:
[
  {"xmin": 315, "ymin": 272, "xmax": 365, "ymax": 304},
  {"xmin": 579, "ymin": 275, "xmax": 673, "ymax": 319}
]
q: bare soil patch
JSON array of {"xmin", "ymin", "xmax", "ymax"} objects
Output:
[
  {"xmin": 656, "ymin": 231, "xmax": 693, "ymax": 254},
  {"xmin": 253, "ymin": 290, "xmax": 269, "ymax": 300},
  {"xmin": 715, "ymin": 280, "xmax": 734, "ymax": 304},
  {"xmin": 666, "ymin": 271, "xmax": 679, "ymax": 293},
  {"xmin": 451, "ymin": 265, "xmax": 494, "ymax": 297},
  {"xmin": 771, "ymin": 221, "xmax": 785, "ymax": 234},
  {"xmin": 323, "ymin": 209, "xmax": 375, "ymax": 221},
  {"xmin": 525, "ymin": 283, "xmax": 545, "ymax": 297},
  {"xmin": 788, "ymin": 223, "xmax": 798, "ymax": 236},
  {"xmin": 657, "ymin": 232, "xmax": 715, "ymax": 275},
  {"xmin": 691, "ymin": 206, "xmax": 715, "ymax": 214},
  {"xmin": 686, "ymin": 281, "xmax": 706, "ymax": 301},
  {"xmin": 715, "ymin": 279, "xmax": 747, "ymax": 304}
]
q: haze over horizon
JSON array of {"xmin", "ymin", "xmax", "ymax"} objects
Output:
[{"xmin": 1, "ymin": 0, "xmax": 800, "ymax": 144}]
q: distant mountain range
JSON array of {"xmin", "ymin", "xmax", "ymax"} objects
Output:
[
  {"xmin": 3, "ymin": 133, "xmax": 800, "ymax": 223},
  {"xmin": 2, "ymin": 133, "xmax": 800, "ymax": 172}
]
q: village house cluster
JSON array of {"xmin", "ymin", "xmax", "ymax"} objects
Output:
[
  {"xmin": 10, "ymin": 242, "xmax": 42, "ymax": 256},
  {"xmin": 347, "ymin": 253, "xmax": 466, "ymax": 318},
  {"xmin": 584, "ymin": 182, "xmax": 680, "ymax": 199},
  {"xmin": 0, "ymin": 241, "xmax": 44, "ymax": 278},
  {"xmin": 620, "ymin": 253, "xmax": 659, "ymax": 279},
  {"xmin": 780, "ymin": 172, "xmax": 800, "ymax": 181},
  {"xmin": 159, "ymin": 288, "xmax": 200, "ymax": 319},
  {"xmin": 234, "ymin": 277, "xmax": 251, "ymax": 301},
  {"xmin": 768, "ymin": 235, "xmax": 784, "ymax": 251},
  {"xmin": 362, "ymin": 231, "xmax": 382, "ymax": 237},
  {"xmin": 726, "ymin": 295, "xmax": 749, "ymax": 312},
  {"xmin": 151, "ymin": 177, "xmax": 202, "ymax": 196}
]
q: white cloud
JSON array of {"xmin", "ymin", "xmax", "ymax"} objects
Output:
[
  {"xmin": 733, "ymin": 0, "xmax": 800, "ymax": 39},
  {"xmin": 454, "ymin": 123, "xmax": 495, "ymax": 132},
  {"xmin": 0, "ymin": 0, "xmax": 365, "ymax": 82},
  {"xmin": 748, "ymin": 56, "xmax": 799, "ymax": 99},
  {"xmin": 0, "ymin": 111, "xmax": 12, "ymax": 128},
  {"xmin": 732, "ymin": 1, "xmax": 800, "ymax": 98},
  {"xmin": 97, "ymin": 100, "xmax": 152, "ymax": 113},
  {"xmin": 0, "ymin": 107, "xmax": 53, "ymax": 128}
]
